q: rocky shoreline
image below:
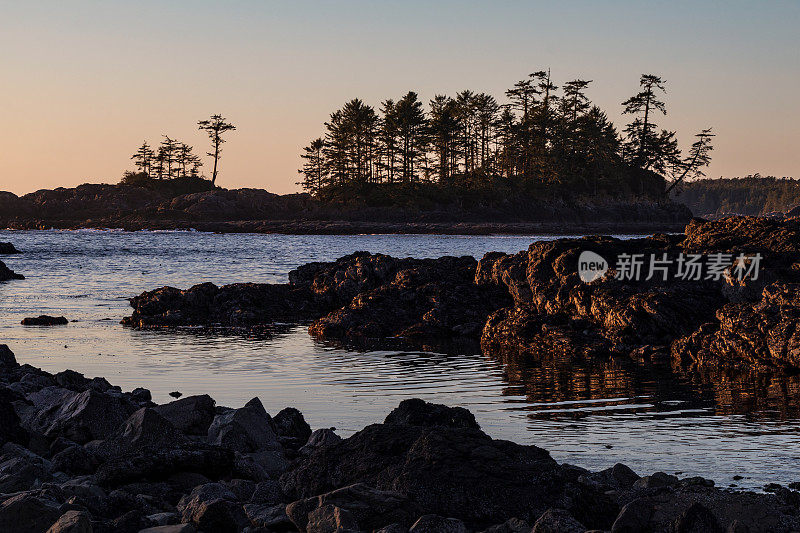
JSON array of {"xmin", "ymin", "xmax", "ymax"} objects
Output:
[
  {"xmin": 1, "ymin": 183, "xmax": 691, "ymax": 235},
  {"xmin": 1, "ymin": 344, "xmax": 799, "ymax": 533},
  {"xmin": 123, "ymin": 216, "xmax": 800, "ymax": 378}
]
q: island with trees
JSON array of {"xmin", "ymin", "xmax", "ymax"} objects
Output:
[{"xmin": 2, "ymin": 74, "xmax": 772, "ymax": 234}]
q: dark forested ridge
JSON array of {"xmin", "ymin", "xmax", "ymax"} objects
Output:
[
  {"xmin": 298, "ymin": 72, "xmax": 713, "ymax": 203},
  {"xmin": 674, "ymin": 175, "xmax": 800, "ymax": 217}
]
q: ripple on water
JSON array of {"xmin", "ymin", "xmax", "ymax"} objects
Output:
[{"xmin": 1, "ymin": 229, "xmax": 799, "ymax": 490}]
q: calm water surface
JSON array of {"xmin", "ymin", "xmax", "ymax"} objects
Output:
[{"xmin": 1, "ymin": 229, "xmax": 798, "ymax": 490}]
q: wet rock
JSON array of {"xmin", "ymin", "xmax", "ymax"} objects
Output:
[
  {"xmin": 0, "ymin": 492, "xmax": 63, "ymax": 533},
  {"xmin": 286, "ymin": 483, "xmax": 414, "ymax": 532},
  {"xmin": 632, "ymin": 471, "xmax": 679, "ymax": 489},
  {"xmin": 408, "ymin": 514, "xmax": 467, "ymax": 533},
  {"xmin": 383, "ymin": 398, "xmax": 479, "ymax": 429},
  {"xmin": 22, "ymin": 315, "xmax": 69, "ymax": 326},
  {"xmin": 207, "ymin": 398, "xmax": 281, "ymax": 453},
  {"xmin": 45, "ymin": 510, "xmax": 92, "ymax": 533},
  {"xmin": 0, "ymin": 260, "xmax": 24, "ymax": 281},
  {"xmin": 0, "ymin": 242, "xmax": 21, "ymax": 254},
  {"xmin": 153, "ymin": 395, "xmax": 216, "ymax": 436},
  {"xmin": 306, "ymin": 504, "xmax": 359, "ymax": 533},
  {"xmin": 273, "ymin": 407, "xmax": 312, "ymax": 444},
  {"xmin": 531, "ymin": 508, "xmax": 584, "ymax": 533},
  {"xmin": 130, "ymin": 387, "xmax": 152, "ymax": 403}
]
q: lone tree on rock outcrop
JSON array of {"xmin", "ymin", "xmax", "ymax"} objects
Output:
[{"xmin": 198, "ymin": 114, "xmax": 236, "ymax": 186}]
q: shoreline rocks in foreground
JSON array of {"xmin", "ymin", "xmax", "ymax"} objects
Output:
[
  {"xmin": 0, "ymin": 242, "xmax": 21, "ymax": 254},
  {"xmin": 124, "ymin": 216, "xmax": 800, "ymax": 377},
  {"xmin": 1, "ymin": 344, "xmax": 799, "ymax": 532}
]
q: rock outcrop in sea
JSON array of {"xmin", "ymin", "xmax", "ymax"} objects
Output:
[
  {"xmin": 124, "ymin": 216, "xmax": 800, "ymax": 377},
  {"xmin": 1, "ymin": 344, "xmax": 799, "ymax": 532},
  {"xmin": 0, "ymin": 260, "xmax": 24, "ymax": 282}
]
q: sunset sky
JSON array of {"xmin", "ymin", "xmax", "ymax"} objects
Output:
[{"xmin": 3, "ymin": 1, "xmax": 798, "ymax": 195}]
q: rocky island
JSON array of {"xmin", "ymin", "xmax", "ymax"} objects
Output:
[
  {"xmin": 0, "ymin": 344, "xmax": 799, "ymax": 533},
  {"xmin": 124, "ymin": 215, "xmax": 800, "ymax": 378}
]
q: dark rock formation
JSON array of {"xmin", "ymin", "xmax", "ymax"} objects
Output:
[
  {"xmin": 0, "ymin": 242, "xmax": 20, "ymax": 254},
  {"xmin": 0, "ymin": 260, "xmax": 24, "ymax": 281},
  {"xmin": 21, "ymin": 315, "xmax": 69, "ymax": 326},
  {"xmin": 0, "ymin": 343, "xmax": 798, "ymax": 532}
]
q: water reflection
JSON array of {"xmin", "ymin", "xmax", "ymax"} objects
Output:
[{"xmin": 1, "ymin": 229, "xmax": 800, "ymax": 489}]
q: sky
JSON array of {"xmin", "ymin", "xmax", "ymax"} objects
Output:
[{"xmin": 2, "ymin": 0, "xmax": 798, "ymax": 195}]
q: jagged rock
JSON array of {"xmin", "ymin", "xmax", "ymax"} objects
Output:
[
  {"xmin": 0, "ymin": 260, "xmax": 24, "ymax": 281},
  {"xmin": 299, "ymin": 428, "xmax": 341, "ymax": 455},
  {"xmin": 383, "ymin": 398, "xmax": 479, "ymax": 429},
  {"xmin": 207, "ymin": 398, "xmax": 281, "ymax": 453},
  {"xmin": 0, "ymin": 242, "xmax": 21, "ymax": 254},
  {"xmin": 306, "ymin": 504, "xmax": 359, "ymax": 533},
  {"xmin": 286, "ymin": 483, "xmax": 414, "ymax": 532},
  {"xmin": 130, "ymin": 387, "xmax": 152, "ymax": 403},
  {"xmin": 22, "ymin": 387, "xmax": 132, "ymax": 444},
  {"xmin": 0, "ymin": 386, "xmax": 28, "ymax": 445},
  {"xmin": 409, "ymin": 514, "xmax": 467, "ymax": 533},
  {"xmin": 375, "ymin": 524, "xmax": 408, "ymax": 533},
  {"xmin": 223, "ymin": 478, "xmax": 256, "ymax": 502},
  {"xmin": 0, "ymin": 492, "xmax": 63, "ymax": 533},
  {"xmin": 531, "ymin": 509, "xmax": 585, "ymax": 533},
  {"xmin": 45, "ymin": 510, "xmax": 92, "ymax": 533},
  {"xmin": 22, "ymin": 315, "xmax": 69, "ymax": 326},
  {"xmin": 273, "ymin": 407, "xmax": 312, "ymax": 443},
  {"xmin": 153, "ymin": 395, "xmax": 216, "ymax": 436},
  {"xmin": 90, "ymin": 408, "xmax": 188, "ymax": 459},
  {"xmin": 281, "ymin": 401, "xmax": 615, "ymax": 530}
]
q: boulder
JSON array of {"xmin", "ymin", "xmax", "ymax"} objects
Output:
[
  {"xmin": 243, "ymin": 502, "xmax": 293, "ymax": 529},
  {"xmin": 177, "ymin": 483, "xmax": 248, "ymax": 533},
  {"xmin": 299, "ymin": 428, "xmax": 341, "ymax": 455},
  {"xmin": 207, "ymin": 398, "xmax": 281, "ymax": 453},
  {"xmin": 384, "ymin": 398, "xmax": 479, "ymax": 429},
  {"xmin": 23, "ymin": 387, "xmax": 131, "ymax": 444},
  {"xmin": 273, "ymin": 407, "xmax": 312, "ymax": 443},
  {"xmin": 45, "ymin": 510, "xmax": 92, "ymax": 533},
  {"xmin": 90, "ymin": 408, "xmax": 188, "ymax": 459},
  {"xmin": 153, "ymin": 395, "xmax": 215, "ymax": 436},
  {"xmin": 0, "ymin": 493, "xmax": 63, "ymax": 533},
  {"xmin": 21, "ymin": 315, "xmax": 69, "ymax": 326},
  {"xmin": 306, "ymin": 504, "xmax": 359, "ymax": 533},
  {"xmin": 281, "ymin": 401, "xmax": 614, "ymax": 530},
  {"xmin": 250, "ymin": 480, "xmax": 283, "ymax": 505},
  {"xmin": 286, "ymin": 483, "xmax": 414, "ymax": 532},
  {"xmin": 531, "ymin": 509, "xmax": 585, "ymax": 533},
  {"xmin": 0, "ymin": 344, "xmax": 18, "ymax": 368}
]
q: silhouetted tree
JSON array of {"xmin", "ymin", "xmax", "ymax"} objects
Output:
[
  {"xmin": 198, "ymin": 114, "xmax": 236, "ymax": 186},
  {"xmin": 131, "ymin": 142, "xmax": 154, "ymax": 177},
  {"xmin": 298, "ymin": 138, "xmax": 326, "ymax": 193}
]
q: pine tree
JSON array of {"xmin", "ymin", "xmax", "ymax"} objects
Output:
[{"xmin": 197, "ymin": 114, "xmax": 236, "ymax": 186}]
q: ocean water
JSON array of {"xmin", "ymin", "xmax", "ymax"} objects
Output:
[{"xmin": 1, "ymin": 229, "xmax": 798, "ymax": 490}]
